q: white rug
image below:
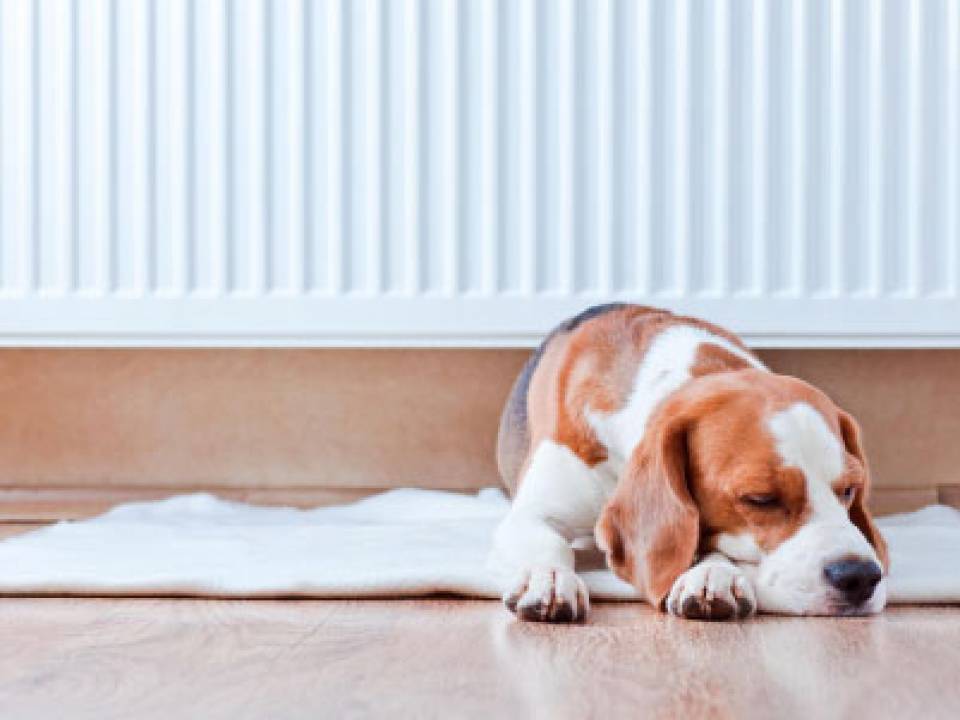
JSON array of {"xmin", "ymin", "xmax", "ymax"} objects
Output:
[{"xmin": 1, "ymin": 488, "xmax": 959, "ymax": 604}]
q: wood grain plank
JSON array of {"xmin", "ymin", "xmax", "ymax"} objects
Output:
[
  {"xmin": 0, "ymin": 600, "xmax": 957, "ymax": 719},
  {"xmin": 939, "ymin": 485, "xmax": 960, "ymax": 509}
]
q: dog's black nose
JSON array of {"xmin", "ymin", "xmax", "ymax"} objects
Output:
[{"xmin": 823, "ymin": 559, "xmax": 882, "ymax": 605}]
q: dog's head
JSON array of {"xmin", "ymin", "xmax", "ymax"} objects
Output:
[{"xmin": 595, "ymin": 370, "xmax": 888, "ymax": 616}]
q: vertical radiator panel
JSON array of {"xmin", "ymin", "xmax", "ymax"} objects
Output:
[{"xmin": 0, "ymin": 0, "xmax": 959, "ymax": 346}]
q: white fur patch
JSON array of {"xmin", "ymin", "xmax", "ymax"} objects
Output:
[
  {"xmin": 511, "ymin": 440, "xmax": 617, "ymax": 538},
  {"xmin": 767, "ymin": 402, "xmax": 845, "ymax": 494},
  {"xmin": 715, "ymin": 532, "xmax": 763, "ymax": 564}
]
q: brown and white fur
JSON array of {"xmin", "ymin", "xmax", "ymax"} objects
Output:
[{"xmin": 491, "ymin": 304, "xmax": 888, "ymax": 622}]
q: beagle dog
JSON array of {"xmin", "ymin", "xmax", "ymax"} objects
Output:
[{"xmin": 492, "ymin": 303, "xmax": 888, "ymax": 622}]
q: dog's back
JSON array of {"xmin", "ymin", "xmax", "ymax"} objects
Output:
[
  {"xmin": 496, "ymin": 303, "xmax": 629, "ymax": 492},
  {"xmin": 495, "ymin": 303, "xmax": 754, "ymax": 493}
]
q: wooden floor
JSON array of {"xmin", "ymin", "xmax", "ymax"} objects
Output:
[{"xmin": 0, "ymin": 599, "xmax": 958, "ymax": 719}]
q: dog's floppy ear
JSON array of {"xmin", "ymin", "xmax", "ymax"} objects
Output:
[
  {"xmin": 595, "ymin": 405, "xmax": 699, "ymax": 608},
  {"xmin": 838, "ymin": 410, "xmax": 889, "ymax": 570}
]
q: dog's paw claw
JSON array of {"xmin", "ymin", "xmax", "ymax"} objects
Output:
[
  {"xmin": 668, "ymin": 562, "xmax": 756, "ymax": 621},
  {"xmin": 502, "ymin": 567, "xmax": 589, "ymax": 623}
]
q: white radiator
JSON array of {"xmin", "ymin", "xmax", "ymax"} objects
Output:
[{"xmin": 0, "ymin": 0, "xmax": 958, "ymax": 347}]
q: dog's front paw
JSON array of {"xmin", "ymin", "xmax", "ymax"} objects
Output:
[
  {"xmin": 503, "ymin": 567, "xmax": 589, "ymax": 623},
  {"xmin": 667, "ymin": 561, "xmax": 756, "ymax": 621}
]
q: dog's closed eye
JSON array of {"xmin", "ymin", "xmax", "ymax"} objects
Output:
[{"xmin": 740, "ymin": 493, "xmax": 781, "ymax": 509}]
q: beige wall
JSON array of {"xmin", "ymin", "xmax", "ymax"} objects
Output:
[{"xmin": 0, "ymin": 349, "xmax": 957, "ymax": 521}]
